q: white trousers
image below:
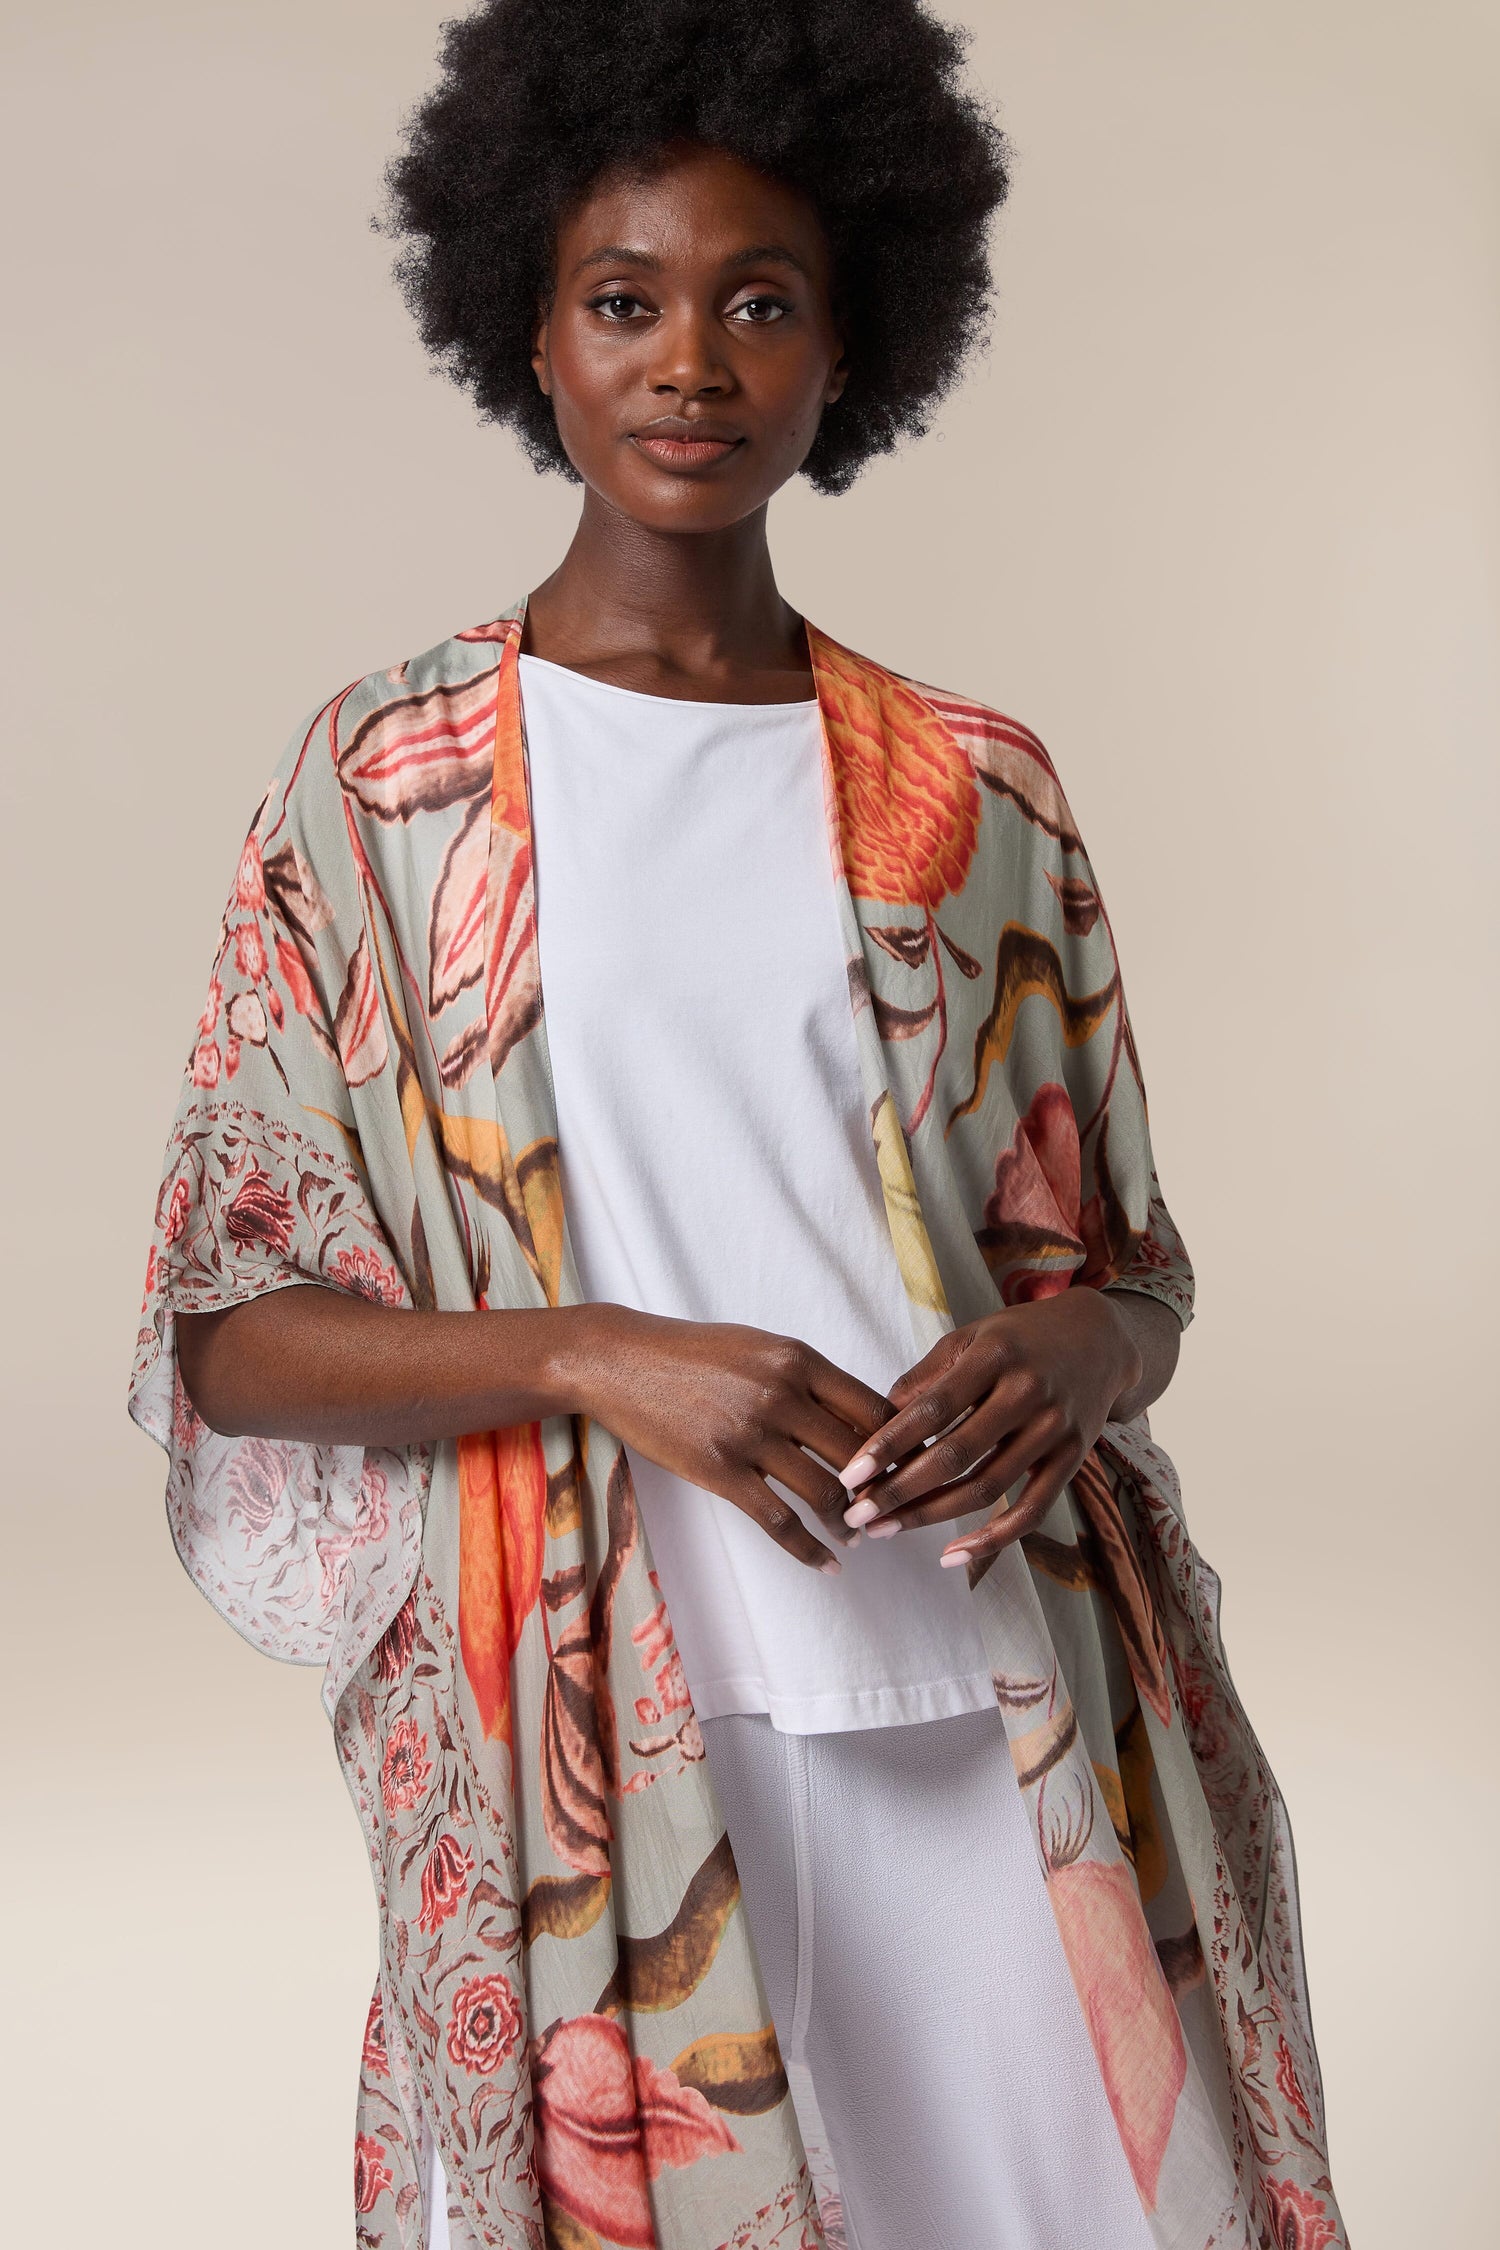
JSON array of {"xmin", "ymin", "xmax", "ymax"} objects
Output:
[
  {"xmin": 700, "ymin": 1706, "xmax": 1157, "ymax": 2250},
  {"xmin": 430, "ymin": 1706, "xmax": 1154, "ymax": 2250}
]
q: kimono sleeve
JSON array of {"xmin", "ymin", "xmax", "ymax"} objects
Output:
[
  {"xmin": 127, "ymin": 699, "xmax": 428, "ymax": 1709},
  {"xmin": 1050, "ymin": 820, "xmax": 1196, "ymax": 1332},
  {"xmin": 965, "ymin": 706, "xmax": 1197, "ymax": 1333}
]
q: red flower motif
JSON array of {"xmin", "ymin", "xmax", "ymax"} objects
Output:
[
  {"xmin": 330, "ymin": 1243, "xmax": 405, "ymax": 1306},
  {"xmin": 1273, "ymin": 2038, "xmax": 1316, "ymax": 2131},
  {"xmin": 445, "ymin": 1973, "xmax": 523, "ymax": 2076},
  {"xmin": 233, "ymin": 920, "xmax": 268, "ymax": 982},
  {"xmin": 235, "ymin": 837, "xmax": 267, "ymax": 912},
  {"xmin": 418, "ymin": 1833, "xmax": 475, "ymax": 1934},
  {"xmin": 533, "ymin": 2014, "xmax": 739, "ymax": 2249},
  {"xmin": 353, "ymin": 2131, "xmax": 392, "ymax": 2214},
  {"xmin": 380, "ymin": 1716, "xmax": 432, "ymax": 1814},
  {"xmin": 223, "ymin": 1167, "xmax": 295, "ymax": 1256},
  {"xmin": 162, "ymin": 1175, "xmax": 192, "ymax": 1247},
  {"xmin": 191, "ymin": 1037, "xmax": 221, "ymax": 1089},
  {"xmin": 1264, "ymin": 2176, "xmax": 1338, "ymax": 2250},
  {"xmin": 171, "ymin": 1368, "xmax": 206, "ymax": 1452},
  {"xmin": 371, "ymin": 1597, "xmax": 416, "ymax": 1684},
  {"xmin": 361, "ymin": 1990, "xmax": 390, "ymax": 2081}
]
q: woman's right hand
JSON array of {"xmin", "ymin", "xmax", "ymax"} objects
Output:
[
  {"xmin": 176, "ymin": 1289, "xmax": 890, "ymax": 1571},
  {"xmin": 567, "ymin": 1304, "xmax": 894, "ymax": 1570}
]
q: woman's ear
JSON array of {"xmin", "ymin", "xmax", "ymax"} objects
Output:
[
  {"xmin": 531, "ymin": 306, "xmax": 551, "ymax": 397},
  {"xmin": 825, "ymin": 343, "xmax": 850, "ymax": 406}
]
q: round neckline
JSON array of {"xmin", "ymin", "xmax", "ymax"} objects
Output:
[{"xmin": 516, "ymin": 650, "xmax": 819, "ymax": 713}]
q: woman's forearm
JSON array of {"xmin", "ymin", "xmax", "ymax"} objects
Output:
[
  {"xmin": 1103, "ymin": 1287, "xmax": 1181, "ymax": 1424},
  {"xmin": 174, "ymin": 1285, "xmax": 608, "ymax": 1446}
]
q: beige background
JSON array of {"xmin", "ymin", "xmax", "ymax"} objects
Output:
[{"xmin": 3, "ymin": 1, "xmax": 1496, "ymax": 2240}]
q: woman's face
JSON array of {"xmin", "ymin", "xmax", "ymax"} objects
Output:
[{"xmin": 532, "ymin": 142, "xmax": 849, "ymax": 534}]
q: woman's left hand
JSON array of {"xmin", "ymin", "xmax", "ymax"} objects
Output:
[{"xmin": 836, "ymin": 1290, "xmax": 1144, "ymax": 1569}]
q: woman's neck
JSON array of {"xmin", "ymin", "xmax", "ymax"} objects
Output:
[{"xmin": 521, "ymin": 492, "xmax": 814, "ymax": 703}]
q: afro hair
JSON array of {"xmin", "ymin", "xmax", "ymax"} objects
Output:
[{"xmin": 380, "ymin": 0, "xmax": 1010, "ymax": 494}]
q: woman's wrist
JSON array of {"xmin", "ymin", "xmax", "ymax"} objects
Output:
[{"xmin": 535, "ymin": 1299, "xmax": 642, "ymax": 1424}]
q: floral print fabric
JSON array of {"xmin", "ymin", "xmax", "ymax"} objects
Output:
[{"xmin": 130, "ymin": 598, "xmax": 1345, "ymax": 2250}]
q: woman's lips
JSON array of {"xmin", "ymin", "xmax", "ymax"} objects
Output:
[{"xmin": 630, "ymin": 433, "xmax": 743, "ymax": 470}]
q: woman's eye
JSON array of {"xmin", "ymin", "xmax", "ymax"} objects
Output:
[
  {"xmin": 589, "ymin": 293, "xmax": 646, "ymax": 321},
  {"xmin": 731, "ymin": 296, "xmax": 792, "ymax": 325}
]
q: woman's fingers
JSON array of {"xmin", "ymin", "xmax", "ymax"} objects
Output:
[
  {"xmin": 721, "ymin": 1469, "xmax": 842, "ymax": 1573},
  {"xmin": 783, "ymin": 1396, "xmax": 887, "ymax": 1479},
  {"xmin": 837, "ymin": 1329, "xmax": 1006, "ymax": 1498},
  {"xmin": 863, "ymin": 1416, "xmax": 1053, "ymax": 1532},
  {"xmin": 936, "ymin": 1441, "xmax": 1083, "ymax": 1569},
  {"xmin": 757, "ymin": 1438, "xmax": 862, "ymax": 1544},
  {"xmin": 842, "ymin": 1380, "xmax": 1040, "ymax": 1523},
  {"xmin": 802, "ymin": 1346, "xmax": 897, "ymax": 1443}
]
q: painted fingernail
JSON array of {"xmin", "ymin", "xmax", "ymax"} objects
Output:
[
  {"xmin": 838, "ymin": 1453, "xmax": 878, "ymax": 1491},
  {"xmin": 820, "ymin": 1556, "xmax": 843, "ymax": 1576},
  {"xmin": 939, "ymin": 1546, "xmax": 975, "ymax": 1569},
  {"xmin": 866, "ymin": 1519, "xmax": 901, "ymax": 1539},
  {"xmin": 843, "ymin": 1496, "xmax": 879, "ymax": 1528}
]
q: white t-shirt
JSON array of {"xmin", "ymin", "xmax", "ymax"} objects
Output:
[{"xmin": 519, "ymin": 653, "xmax": 996, "ymax": 1733}]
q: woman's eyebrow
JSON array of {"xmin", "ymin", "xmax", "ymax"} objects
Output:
[{"xmin": 569, "ymin": 241, "xmax": 810, "ymax": 279}]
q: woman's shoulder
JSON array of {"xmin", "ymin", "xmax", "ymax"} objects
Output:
[
  {"xmin": 854, "ymin": 641, "xmax": 1089, "ymax": 862},
  {"xmin": 269, "ymin": 607, "xmax": 525, "ymax": 833}
]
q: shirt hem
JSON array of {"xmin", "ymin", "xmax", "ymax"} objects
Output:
[{"xmin": 689, "ymin": 1669, "xmax": 1000, "ymax": 1736}]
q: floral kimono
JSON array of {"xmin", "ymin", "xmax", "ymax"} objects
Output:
[{"xmin": 129, "ymin": 597, "xmax": 1345, "ymax": 2250}]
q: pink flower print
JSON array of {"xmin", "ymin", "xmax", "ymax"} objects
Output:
[
  {"xmin": 632, "ymin": 1596, "xmax": 673, "ymax": 1672},
  {"xmin": 227, "ymin": 990, "xmax": 268, "ymax": 1046},
  {"xmin": 445, "ymin": 1974, "xmax": 523, "ymax": 2076},
  {"xmin": 191, "ymin": 1038, "xmax": 221, "ymax": 1089},
  {"xmin": 197, "ymin": 975, "xmax": 223, "ymax": 1038},
  {"xmin": 655, "ymin": 1652, "xmax": 692, "ymax": 1715},
  {"xmin": 233, "ymin": 920, "xmax": 268, "ymax": 982},
  {"xmin": 380, "ymin": 1717, "xmax": 432, "ymax": 1815},
  {"xmin": 330, "ymin": 1243, "xmax": 405, "ymax": 1306},
  {"xmin": 235, "ymin": 836, "xmax": 267, "ymax": 912},
  {"xmin": 162, "ymin": 1176, "xmax": 192, "ymax": 1247},
  {"xmin": 1274, "ymin": 2038, "xmax": 1316, "ymax": 2131},
  {"xmin": 361, "ymin": 1990, "xmax": 390, "ymax": 2081},
  {"xmin": 417, "ymin": 1834, "xmax": 475, "ymax": 1934},
  {"xmin": 223, "ymin": 1438, "xmax": 288, "ymax": 1536},
  {"xmin": 1263, "ymin": 2177, "xmax": 1339, "ymax": 2250},
  {"xmin": 353, "ymin": 2132, "xmax": 392, "ymax": 2214},
  {"xmin": 351, "ymin": 1462, "xmax": 391, "ymax": 1546},
  {"xmin": 223, "ymin": 1167, "xmax": 294, "ymax": 1256},
  {"xmin": 371, "ymin": 1597, "xmax": 416, "ymax": 1684}
]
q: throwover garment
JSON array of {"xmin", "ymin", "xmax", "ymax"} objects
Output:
[{"xmin": 129, "ymin": 597, "xmax": 1347, "ymax": 2250}]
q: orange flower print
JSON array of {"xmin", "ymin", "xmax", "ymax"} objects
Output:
[
  {"xmin": 458, "ymin": 1423, "xmax": 546, "ymax": 1748},
  {"xmin": 813, "ymin": 631, "xmax": 979, "ymax": 909},
  {"xmin": 1047, "ymin": 1857, "xmax": 1186, "ymax": 2210}
]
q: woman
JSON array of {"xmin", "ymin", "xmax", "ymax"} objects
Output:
[{"xmin": 130, "ymin": 3, "xmax": 1345, "ymax": 2246}]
